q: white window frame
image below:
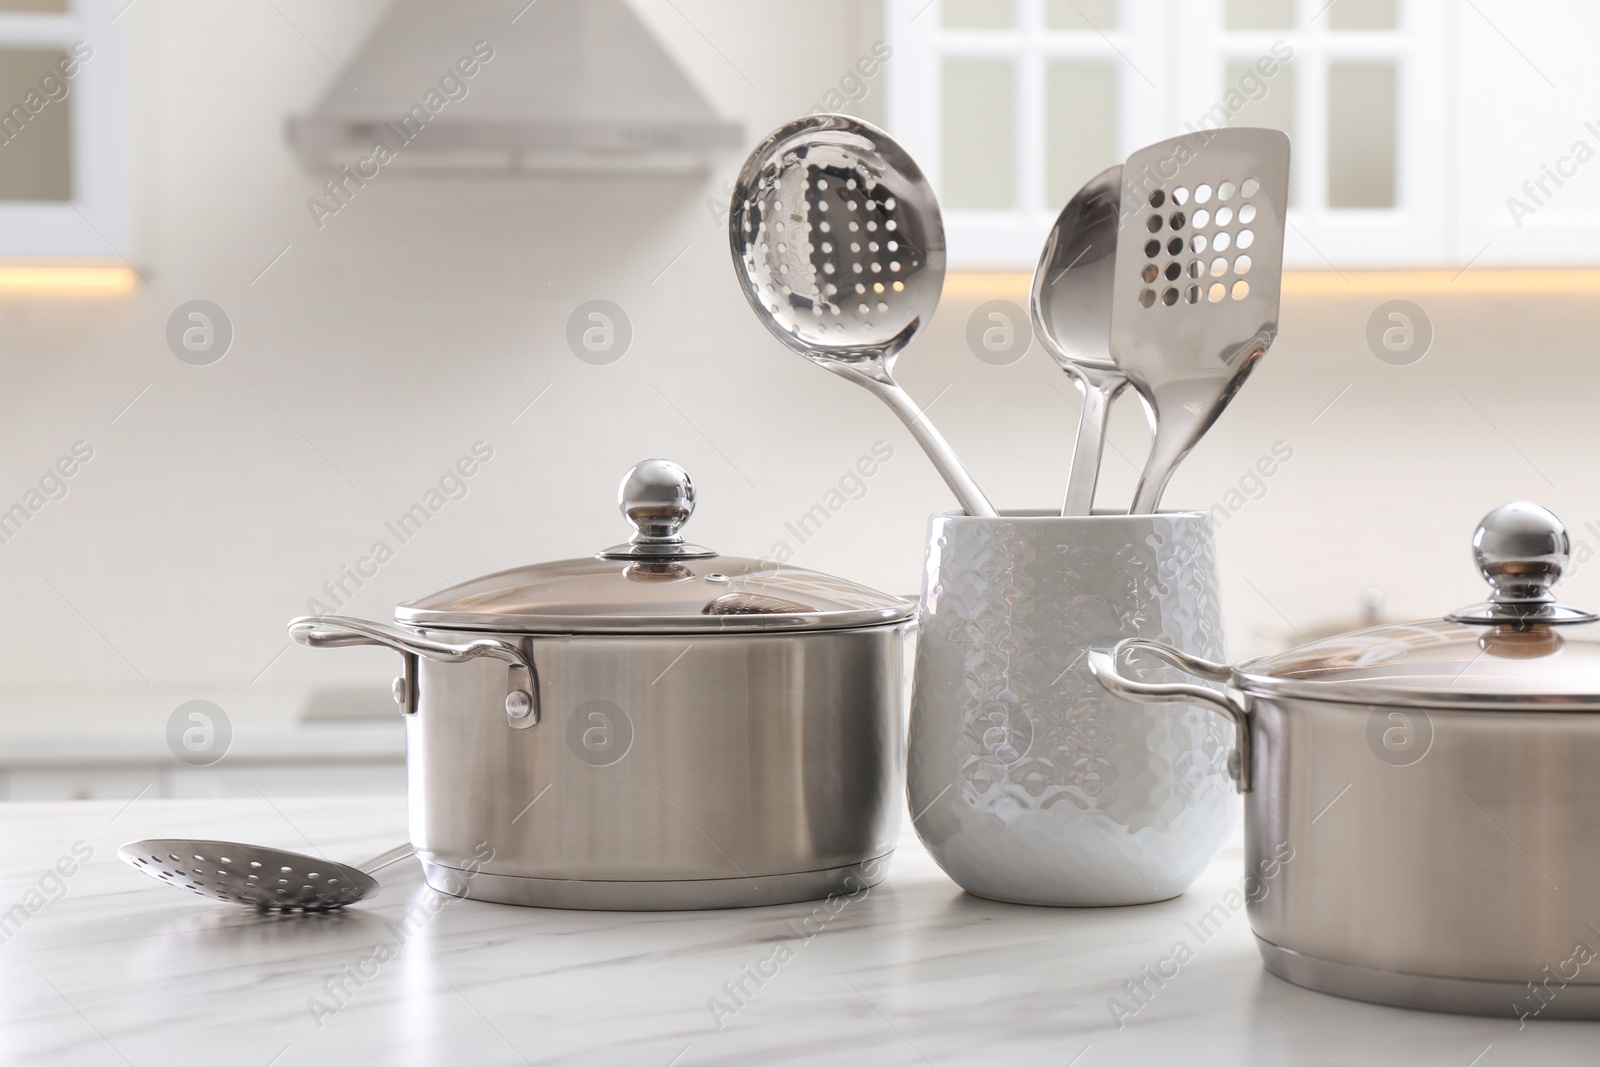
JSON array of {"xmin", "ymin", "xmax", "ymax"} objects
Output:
[
  {"xmin": 889, "ymin": 0, "xmax": 1455, "ymax": 269},
  {"xmin": 1174, "ymin": 0, "xmax": 1453, "ymax": 268},
  {"xmin": 0, "ymin": 0, "xmax": 128, "ymax": 259},
  {"xmin": 888, "ymin": 0, "xmax": 1170, "ymax": 269}
]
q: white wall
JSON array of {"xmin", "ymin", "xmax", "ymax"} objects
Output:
[
  {"xmin": 0, "ymin": 0, "xmax": 904, "ymax": 701},
  {"xmin": 0, "ymin": 0, "xmax": 1597, "ymax": 726}
]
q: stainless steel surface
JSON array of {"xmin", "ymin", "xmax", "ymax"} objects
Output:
[
  {"xmin": 1097, "ymin": 503, "xmax": 1600, "ymax": 711},
  {"xmin": 504, "ymin": 689, "xmax": 534, "ymax": 719},
  {"xmin": 401, "ymin": 623, "xmax": 911, "ymax": 907},
  {"xmin": 1233, "ymin": 621, "xmax": 1600, "ymax": 708},
  {"xmin": 117, "ymin": 841, "xmax": 413, "ymax": 911},
  {"xmin": 1447, "ymin": 501, "xmax": 1597, "ymax": 624},
  {"xmin": 1095, "ymin": 644, "xmax": 1600, "ymax": 1017},
  {"xmin": 398, "ymin": 461, "xmax": 913, "ymax": 634},
  {"xmin": 287, "ymin": 0, "xmax": 743, "ymax": 172},
  {"xmin": 288, "ymin": 457, "xmax": 914, "ymax": 910},
  {"xmin": 420, "ymin": 856, "xmax": 890, "ymax": 911},
  {"xmin": 1245, "ymin": 697, "xmax": 1600, "ymax": 1017},
  {"xmin": 728, "ymin": 114, "xmax": 996, "ymax": 517},
  {"xmin": 1111, "ymin": 129, "xmax": 1290, "ymax": 514},
  {"xmin": 1089, "ymin": 502, "xmax": 1600, "ymax": 1017},
  {"xmin": 1087, "ymin": 639, "xmax": 1251, "ymax": 791},
  {"xmin": 290, "ymin": 614, "xmax": 540, "ymax": 725},
  {"xmin": 1031, "ymin": 164, "xmax": 1130, "ymax": 516},
  {"xmin": 909, "ymin": 511, "xmax": 1236, "ymax": 906},
  {"xmin": 1256, "ymin": 937, "xmax": 1600, "ymax": 1020},
  {"xmin": 598, "ymin": 458, "xmax": 714, "ymax": 559},
  {"xmin": 289, "ymin": 614, "xmax": 533, "ymax": 668}
]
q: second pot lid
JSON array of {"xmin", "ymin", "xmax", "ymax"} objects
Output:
[
  {"xmin": 396, "ymin": 459, "xmax": 913, "ymax": 634},
  {"xmin": 1232, "ymin": 503, "xmax": 1600, "ymax": 710}
]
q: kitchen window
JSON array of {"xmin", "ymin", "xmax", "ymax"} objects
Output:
[
  {"xmin": 887, "ymin": 0, "xmax": 1453, "ymax": 268},
  {"xmin": 0, "ymin": 0, "xmax": 128, "ymax": 259}
]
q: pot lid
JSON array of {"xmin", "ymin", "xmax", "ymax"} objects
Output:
[
  {"xmin": 1233, "ymin": 503, "xmax": 1600, "ymax": 710},
  {"xmin": 396, "ymin": 459, "xmax": 912, "ymax": 634}
]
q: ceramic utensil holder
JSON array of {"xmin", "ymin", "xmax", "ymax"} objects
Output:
[{"xmin": 908, "ymin": 511, "xmax": 1237, "ymax": 906}]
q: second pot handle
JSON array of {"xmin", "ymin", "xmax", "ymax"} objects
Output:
[
  {"xmin": 288, "ymin": 615, "xmax": 540, "ymax": 727},
  {"xmin": 1087, "ymin": 638, "xmax": 1252, "ymax": 793}
]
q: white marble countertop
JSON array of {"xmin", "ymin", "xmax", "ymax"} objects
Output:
[{"xmin": 2, "ymin": 798, "xmax": 1594, "ymax": 1066}]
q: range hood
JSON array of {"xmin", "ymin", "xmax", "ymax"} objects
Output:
[{"xmin": 288, "ymin": 0, "xmax": 743, "ymax": 172}]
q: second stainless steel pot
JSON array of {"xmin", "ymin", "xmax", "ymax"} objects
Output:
[
  {"xmin": 1091, "ymin": 503, "xmax": 1600, "ymax": 1019},
  {"xmin": 290, "ymin": 460, "xmax": 914, "ymax": 911}
]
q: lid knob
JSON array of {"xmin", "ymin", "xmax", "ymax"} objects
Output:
[
  {"xmin": 599, "ymin": 460, "xmax": 716, "ymax": 560},
  {"xmin": 1474, "ymin": 502, "xmax": 1567, "ymax": 606},
  {"xmin": 620, "ymin": 459, "xmax": 695, "ymax": 543},
  {"xmin": 1447, "ymin": 502, "xmax": 1596, "ymax": 625}
]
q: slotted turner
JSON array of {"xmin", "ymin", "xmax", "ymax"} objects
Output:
[
  {"xmin": 119, "ymin": 839, "xmax": 413, "ymax": 911},
  {"xmin": 1110, "ymin": 128, "xmax": 1290, "ymax": 513}
]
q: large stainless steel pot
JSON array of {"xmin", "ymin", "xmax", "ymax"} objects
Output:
[
  {"xmin": 289, "ymin": 460, "xmax": 913, "ymax": 911},
  {"xmin": 1091, "ymin": 503, "xmax": 1600, "ymax": 1020}
]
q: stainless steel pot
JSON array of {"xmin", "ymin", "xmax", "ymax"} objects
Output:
[
  {"xmin": 290, "ymin": 460, "xmax": 913, "ymax": 911},
  {"xmin": 1091, "ymin": 503, "xmax": 1600, "ymax": 1020}
]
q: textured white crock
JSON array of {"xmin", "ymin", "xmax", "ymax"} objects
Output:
[{"xmin": 907, "ymin": 511, "xmax": 1236, "ymax": 905}]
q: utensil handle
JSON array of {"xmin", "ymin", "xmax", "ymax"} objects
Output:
[
  {"xmin": 288, "ymin": 615, "xmax": 541, "ymax": 726},
  {"xmin": 1130, "ymin": 338, "xmax": 1273, "ymax": 514},
  {"xmin": 1061, "ymin": 372, "xmax": 1123, "ymax": 516},
  {"xmin": 865, "ymin": 377, "xmax": 997, "ymax": 517},
  {"xmin": 1088, "ymin": 637, "xmax": 1252, "ymax": 792},
  {"xmin": 357, "ymin": 843, "xmax": 416, "ymax": 875},
  {"xmin": 1130, "ymin": 433, "xmax": 1187, "ymax": 515}
]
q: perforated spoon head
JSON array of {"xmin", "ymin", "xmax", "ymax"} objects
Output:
[
  {"xmin": 729, "ymin": 114, "xmax": 945, "ymax": 375},
  {"xmin": 119, "ymin": 839, "xmax": 377, "ymax": 911}
]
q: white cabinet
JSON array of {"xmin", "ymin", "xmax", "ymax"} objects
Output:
[
  {"xmin": 1453, "ymin": 0, "xmax": 1600, "ymax": 266},
  {"xmin": 0, "ymin": 0, "xmax": 129, "ymax": 258},
  {"xmin": 890, "ymin": 0, "xmax": 1591, "ymax": 269}
]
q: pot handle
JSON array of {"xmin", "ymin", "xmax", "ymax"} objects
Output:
[
  {"xmin": 1087, "ymin": 638, "xmax": 1252, "ymax": 793},
  {"xmin": 288, "ymin": 615, "xmax": 540, "ymax": 727}
]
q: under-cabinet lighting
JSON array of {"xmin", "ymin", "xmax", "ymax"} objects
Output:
[
  {"xmin": 1279, "ymin": 269, "xmax": 1600, "ymax": 295},
  {"xmin": 0, "ymin": 263, "xmax": 141, "ymax": 295},
  {"xmin": 943, "ymin": 269, "xmax": 1600, "ymax": 300}
]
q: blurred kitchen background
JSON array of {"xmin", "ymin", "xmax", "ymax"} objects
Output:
[{"xmin": 0, "ymin": 0, "xmax": 1593, "ymax": 798}]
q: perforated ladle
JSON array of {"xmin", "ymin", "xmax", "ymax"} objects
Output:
[
  {"xmin": 119, "ymin": 839, "xmax": 413, "ymax": 911},
  {"xmin": 729, "ymin": 114, "xmax": 996, "ymax": 517}
]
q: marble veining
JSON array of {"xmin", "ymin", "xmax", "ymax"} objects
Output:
[{"xmin": 0, "ymin": 798, "xmax": 1593, "ymax": 1065}]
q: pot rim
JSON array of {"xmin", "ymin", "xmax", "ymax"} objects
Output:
[
  {"xmin": 1229, "ymin": 668, "xmax": 1600, "ymax": 712},
  {"xmin": 393, "ymin": 609, "xmax": 917, "ymax": 636},
  {"xmin": 932, "ymin": 508, "xmax": 1212, "ymax": 522}
]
